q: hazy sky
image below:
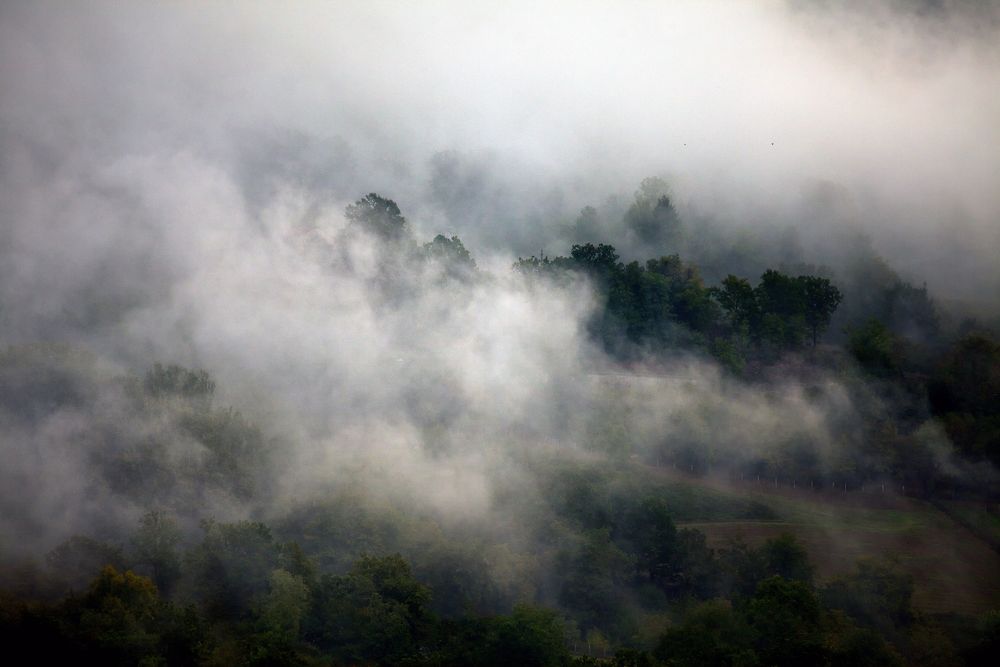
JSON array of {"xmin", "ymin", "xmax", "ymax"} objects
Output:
[{"xmin": 2, "ymin": 1, "xmax": 997, "ymax": 263}]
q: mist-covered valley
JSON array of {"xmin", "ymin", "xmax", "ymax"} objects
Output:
[{"xmin": 1, "ymin": 1, "xmax": 999, "ymax": 665}]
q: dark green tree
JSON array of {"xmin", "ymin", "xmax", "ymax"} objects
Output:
[
  {"xmin": 645, "ymin": 255, "xmax": 720, "ymax": 333},
  {"xmin": 756, "ymin": 269, "xmax": 807, "ymax": 349},
  {"xmin": 848, "ymin": 319, "xmax": 902, "ymax": 374},
  {"xmin": 799, "ymin": 275, "xmax": 842, "ymax": 347},
  {"xmin": 761, "ymin": 533, "xmax": 813, "ymax": 585},
  {"xmin": 130, "ymin": 510, "xmax": 182, "ymax": 595},
  {"xmin": 184, "ymin": 520, "xmax": 279, "ymax": 621},
  {"xmin": 625, "ymin": 178, "xmax": 682, "ymax": 249},
  {"xmin": 490, "ymin": 604, "xmax": 569, "ymax": 667},
  {"xmin": 746, "ymin": 576, "xmax": 826, "ymax": 667},
  {"xmin": 882, "ymin": 281, "xmax": 939, "ymax": 342},
  {"xmin": 713, "ymin": 271, "xmax": 842, "ymax": 351},
  {"xmin": 305, "ymin": 554, "xmax": 431, "ymax": 664},
  {"xmin": 422, "ymin": 234, "xmax": 477, "ymax": 279},
  {"xmin": 821, "ymin": 558, "xmax": 914, "ymax": 639},
  {"xmin": 655, "ymin": 599, "xmax": 755, "ymax": 667},
  {"xmin": 623, "ymin": 497, "xmax": 679, "ymax": 589},
  {"xmin": 75, "ymin": 566, "xmax": 167, "ymax": 665},
  {"xmin": 928, "ymin": 333, "xmax": 1000, "ymax": 464},
  {"xmin": 558, "ymin": 529, "xmax": 631, "ymax": 633},
  {"xmin": 825, "ymin": 615, "xmax": 903, "ymax": 667},
  {"xmin": 181, "ymin": 407, "xmax": 267, "ymax": 500},
  {"xmin": 345, "ymin": 192, "xmax": 408, "ymax": 242},
  {"xmin": 712, "ymin": 275, "xmax": 758, "ymax": 334},
  {"xmin": 571, "ymin": 243, "xmax": 622, "ymax": 282},
  {"xmin": 717, "ymin": 538, "xmax": 768, "ymax": 600}
]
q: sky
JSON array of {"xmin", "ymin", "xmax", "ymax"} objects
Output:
[{"xmin": 2, "ymin": 1, "xmax": 997, "ymax": 282}]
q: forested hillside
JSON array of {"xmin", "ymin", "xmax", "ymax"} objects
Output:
[
  {"xmin": 2, "ymin": 187, "xmax": 998, "ymax": 665},
  {"xmin": 3, "ymin": 1, "xmax": 1000, "ymax": 665}
]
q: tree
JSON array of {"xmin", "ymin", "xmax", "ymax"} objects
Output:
[
  {"xmin": 76, "ymin": 566, "xmax": 165, "ymax": 664},
  {"xmin": 717, "ymin": 538, "xmax": 768, "ymax": 600},
  {"xmin": 46, "ymin": 536, "xmax": 126, "ymax": 591},
  {"xmin": 746, "ymin": 576, "xmax": 826, "ymax": 667},
  {"xmin": 345, "ymin": 193, "xmax": 408, "ymax": 241},
  {"xmin": 713, "ymin": 271, "xmax": 842, "ymax": 351},
  {"xmin": 305, "ymin": 554, "xmax": 431, "ymax": 664},
  {"xmin": 645, "ymin": 255, "xmax": 720, "ymax": 333},
  {"xmin": 422, "ymin": 234, "xmax": 477, "ymax": 278},
  {"xmin": 821, "ymin": 558, "xmax": 914, "ymax": 640},
  {"xmin": 712, "ymin": 275, "xmax": 758, "ymax": 333},
  {"xmin": 655, "ymin": 599, "xmax": 755, "ymax": 666},
  {"xmin": 130, "ymin": 510, "xmax": 181, "ymax": 595},
  {"xmin": 825, "ymin": 616, "xmax": 903, "ymax": 667},
  {"xmin": 414, "ymin": 545, "xmax": 500, "ymax": 617},
  {"xmin": 848, "ymin": 319, "xmax": 901, "ymax": 374},
  {"xmin": 882, "ymin": 281, "xmax": 939, "ymax": 342},
  {"xmin": 259, "ymin": 569, "xmax": 310, "ymax": 639},
  {"xmin": 570, "ymin": 243, "xmax": 621, "ymax": 281},
  {"xmin": 185, "ymin": 520, "xmax": 279, "ymax": 621},
  {"xmin": 930, "ymin": 334, "xmax": 1000, "ymax": 417},
  {"xmin": 928, "ymin": 333, "xmax": 1000, "ymax": 464},
  {"xmin": 513, "ymin": 253, "xmax": 555, "ymax": 278},
  {"xmin": 756, "ymin": 270, "xmax": 807, "ymax": 349},
  {"xmin": 181, "ymin": 407, "xmax": 267, "ymax": 500},
  {"xmin": 799, "ymin": 275, "xmax": 842, "ymax": 347},
  {"xmin": 674, "ymin": 529, "xmax": 721, "ymax": 599},
  {"xmin": 625, "ymin": 178, "xmax": 683, "ymax": 249},
  {"xmin": 558, "ymin": 529, "xmax": 631, "ymax": 632},
  {"xmin": 144, "ymin": 363, "xmax": 215, "ymax": 402},
  {"xmin": 492, "ymin": 604, "xmax": 569, "ymax": 667},
  {"xmin": 352, "ymin": 553, "xmax": 432, "ymax": 624},
  {"xmin": 761, "ymin": 533, "xmax": 813, "ymax": 585},
  {"xmin": 622, "ymin": 498, "xmax": 679, "ymax": 590},
  {"xmin": 612, "ymin": 647, "xmax": 657, "ymax": 667}
]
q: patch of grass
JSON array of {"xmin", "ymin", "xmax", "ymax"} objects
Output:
[
  {"xmin": 752, "ymin": 494, "xmax": 933, "ymax": 533},
  {"xmin": 618, "ymin": 466, "xmax": 780, "ymax": 522},
  {"xmin": 935, "ymin": 500, "xmax": 1000, "ymax": 548},
  {"xmin": 671, "ymin": 476, "xmax": 1000, "ymax": 616}
]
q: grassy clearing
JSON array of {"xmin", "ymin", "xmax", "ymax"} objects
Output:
[
  {"xmin": 620, "ymin": 467, "xmax": 777, "ymax": 522},
  {"xmin": 935, "ymin": 499, "xmax": 1000, "ymax": 549},
  {"xmin": 662, "ymin": 471, "xmax": 1000, "ymax": 615}
]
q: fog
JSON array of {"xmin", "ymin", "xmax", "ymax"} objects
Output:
[{"xmin": 1, "ymin": 0, "xmax": 998, "ymax": 559}]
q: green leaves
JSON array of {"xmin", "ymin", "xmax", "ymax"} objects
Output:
[
  {"xmin": 713, "ymin": 270, "xmax": 842, "ymax": 351},
  {"xmin": 800, "ymin": 274, "xmax": 843, "ymax": 347},
  {"xmin": 345, "ymin": 193, "xmax": 408, "ymax": 242},
  {"xmin": 848, "ymin": 319, "xmax": 902, "ymax": 374},
  {"xmin": 305, "ymin": 554, "xmax": 431, "ymax": 664},
  {"xmin": 130, "ymin": 511, "xmax": 181, "ymax": 595}
]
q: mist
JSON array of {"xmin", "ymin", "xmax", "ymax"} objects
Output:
[
  {"xmin": 3, "ymin": 1, "xmax": 999, "ymax": 310},
  {"xmin": 1, "ymin": 3, "xmax": 999, "ymax": 660}
]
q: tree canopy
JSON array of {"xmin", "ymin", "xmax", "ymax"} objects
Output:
[{"xmin": 345, "ymin": 192, "xmax": 408, "ymax": 241}]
